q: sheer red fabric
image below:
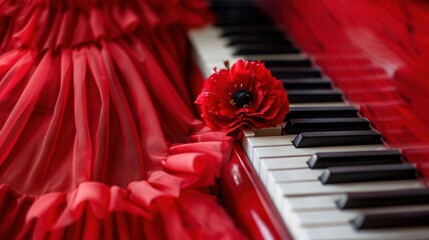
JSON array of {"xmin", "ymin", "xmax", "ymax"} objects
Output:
[{"xmin": 0, "ymin": 0, "xmax": 244, "ymax": 239}]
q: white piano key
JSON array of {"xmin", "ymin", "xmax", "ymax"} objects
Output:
[
  {"xmin": 301, "ymin": 224, "xmax": 429, "ymax": 240},
  {"xmin": 276, "ymin": 180, "xmax": 423, "ymax": 198},
  {"xmin": 267, "ymin": 169, "xmax": 322, "ymax": 195},
  {"xmin": 243, "ymin": 135, "xmax": 295, "ymax": 163},
  {"xmin": 280, "ymin": 193, "xmax": 429, "ymax": 240},
  {"xmin": 294, "ymin": 205, "xmax": 429, "ymax": 227},
  {"xmin": 205, "ymin": 58, "xmax": 241, "ymax": 69},
  {"xmin": 289, "ymin": 102, "xmax": 349, "ymax": 108},
  {"xmin": 241, "ymin": 126, "xmax": 284, "ymax": 138},
  {"xmin": 254, "ymin": 144, "xmax": 386, "ymax": 160},
  {"xmin": 244, "ymin": 53, "xmax": 309, "ymax": 61},
  {"xmin": 293, "ymin": 210, "xmax": 354, "ymax": 227},
  {"xmin": 198, "ymin": 41, "xmax": 233, "ymax": 59},
  {"xmin": 189, "ymin": 25, "xmax": 237, "ymax": 77},
  {"xmin": 285, "ymin": 195, "xmax": 343, "ymax": 211},
  {"xmin": 189, "ymin": 27, "xmax": 234, "ymax": 60},
  {"xmin": 260, "ymin": 156, "xmax": 309, "ymax": 185},
  {"xmin": 270, "ymin": 168, "xmax": 322, "ymax": 182},
  {"xmin": 239, "ymin": 55, "xmax": 311, "ymax": 62},
  {"xmin": 276, "ymin": 182, "xmax": 426, "ymax": 240},
  {"xmin": 253, "ymin": 144, "xmax": 386, "ymax": 171},
  {"xmin": 272, "ymin": 180, "xmax": 423, "ymax": 222},
  {"xmin": 197, "ymin": 57, "xmax": 242, "ymax": 78},
  {"xmin": 189, "ymin": 26, "xmax": 222, "ymax": 43}
]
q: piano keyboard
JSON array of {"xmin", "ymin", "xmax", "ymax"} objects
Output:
[{"xmin": 190, "ymin": 1, "xmax": 429, "ymax": 239}]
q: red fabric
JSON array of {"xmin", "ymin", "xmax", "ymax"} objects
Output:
[
  {"xmin": 0, "ymin": 0, "xmax": 245, "ymax": 239},
  {"xmin": 0, "ymin": 0, "xmax": 212, "ymax": 51},
  {"xmin": 259, "ymin": 0, "xmax": 429, "ymax": 179},
  {"xmin": 0, "ymin": 0, "xmax": 19, "ymax": 53}
]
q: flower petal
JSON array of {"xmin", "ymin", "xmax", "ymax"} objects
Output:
[{"xmin": 195, "ymin": 60, "xmax": 290, "ymax": 136}]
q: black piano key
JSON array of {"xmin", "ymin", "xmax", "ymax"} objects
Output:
[
  {"xmin": 287, "ymin": 89, "xmax": 343, "ymax": 103},
  {"xmin": 215, "ymin": 14, "xmax": 273, "ymax": 26},
  {"xmin": 337, "ymin": 189, "xmax": 429, "ymax": 209},
  {"xmin": 233, "ymin": 44, "xmax": 301, "ymax": 55},
  {"xmin": 214, "ymin": 10, "xmax": 269, "ymax": 18},
  {"xmin": 216, "ymin": 15, "xmax": 271, "ymax": 24},
  {"xmin": 211, "ymin": 6, "xmax": 252, "ymax": 10},
  {"xmin": 216, "ymin": 10, "xmax": 266, "ymax": 16},
  {"xmin": 282, "ymin": 79, "xmax": 332, "ymax": 90},
  {"xmin": 285, "ymin": 118, "xmax": 370, "ymax": 134},
  {"xmin": 319, "ymin": 164, "xmax": 417, "ymax": 184},
  {"xmin": 285, "ymin": 106, "xmax": 359, "ymax": 121},
  {"xmin": 215, "ymin": 18, "xmax": 273, "ymax": 27},
  {"xmin": 271, "ymin": 67, "xmax": 321, "ymax": 79},
  {"xmin": 216, "ymin": 21, "xmax": 272, "ymax": 27},
  {"xmin": 211, "ymin": 3, "xmax": 259, "ymax": 10},
  {"xmin": 352, "ymin": 210, "xmax": 429, "ymax": 229},
  {"xmin": 307, "ymin": 150, "xmax": 402, "ymax": 169},
  {"xmin": 226, "ymin": 36, "xmax": 292, "ymax": 46},
  {"xmin": 221, "ymin": 26, "xmax": 283, "ymax": 37},
  {"xmin": 292, "ymin": 130, "xmax": 382, "ymax": 148},
  {"xmin": 262, "ymin": 59, "xmax": 312, "ymax": 68},
  {"xmin": 210, "ymin": 0, "xmax": 255, "ymax": 8}
]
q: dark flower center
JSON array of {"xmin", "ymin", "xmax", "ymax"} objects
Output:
[{"xmin": 232, "ymin": 89, "xmax": 252, "ymax": 108}]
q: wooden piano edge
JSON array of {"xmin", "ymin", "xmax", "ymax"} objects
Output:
[{"xmin": 218, "ymin": 142, "xmax": 293, "ymax": 240}]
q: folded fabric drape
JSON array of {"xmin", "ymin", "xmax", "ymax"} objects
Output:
[{"xmin": 0, "ymin": 0, "xmax": 244, "ymax": 238}]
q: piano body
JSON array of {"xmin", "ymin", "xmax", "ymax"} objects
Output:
[{"xmin": 190, "ymin": 0, "xmax": 429, "ymax": 239}]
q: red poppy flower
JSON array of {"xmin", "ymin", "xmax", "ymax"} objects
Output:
[{"xmin": 195, "ymin": 60, "xmax": 289, "ymax": 134}]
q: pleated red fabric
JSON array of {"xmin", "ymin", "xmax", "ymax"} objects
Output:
[{"xmin": 0, "ymin": 0, "xmax": 244, "ymax": 239}]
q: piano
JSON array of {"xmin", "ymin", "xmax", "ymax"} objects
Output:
[{"xmin": 190, "ymin": 0, "xmax": 429, "ymax": 239}]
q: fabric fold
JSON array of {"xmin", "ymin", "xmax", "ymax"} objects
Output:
[
  {"xmin": 1, "ymin": 0, "xmax": 212, "ymax": 51},
  {"xmin": 0, "ymin": 44, "xmax": 243, "ymax": 238},
  {"xmin": 0, "ymin": 0, "xmax": 245, "ymax": 238},
  {"xmin": 0, "ymin": 130, "xmax": 240, "ymax": 239}
]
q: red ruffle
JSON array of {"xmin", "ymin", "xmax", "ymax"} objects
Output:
[
  {"xmin": 0, "ymin": 42, "xmax": 205, "ymax": 193},
  {"xmin": 1, "ymin": 174, "xmax": 245, "ymax": 239},
  {"xmin": 0, "ymin": 0, "xmax": 239, "ymax": 238},
  {"xmin": 0, "ymin": 39, "xmax": 244, "ymax": 238},
  {"xmin": 0, "ymin": 0, "xmax": 211, "ymax": 51},
  {"xmin": 0, "ymin": 132, "xmax": 243, "ymax": 239},
  {"xmin": 0, "ymin": 185, "xmax": 34, "ymax": 239}
]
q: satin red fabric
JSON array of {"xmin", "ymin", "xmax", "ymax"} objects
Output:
[{"xmin": 0, "ymin": 0, "xmax": 244, "ymax": 239}]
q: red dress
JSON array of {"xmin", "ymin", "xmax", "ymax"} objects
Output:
[{"xmin": 0, "ymin": 0, "xmax": 244, "ymax": 239}]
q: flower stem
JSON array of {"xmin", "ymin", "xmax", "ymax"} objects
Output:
[{"xmin": 223, "ymin": 60, "xmax": 230, "ymax": 70}]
